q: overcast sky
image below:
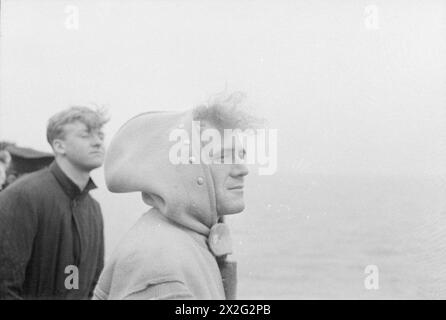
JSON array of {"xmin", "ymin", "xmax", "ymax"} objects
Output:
[{"xmin": 1, "ymin": 0, "xmax": 445, "ymax": 176}]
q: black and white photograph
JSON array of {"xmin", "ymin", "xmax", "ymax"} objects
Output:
[{"xmin": 0, "ymin": 0, "xmax": 446, "ymax": 304}]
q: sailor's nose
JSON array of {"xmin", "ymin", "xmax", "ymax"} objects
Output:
[{"xmin": 231, "ymin": 163, "xmax": 249, "ymax": 177}]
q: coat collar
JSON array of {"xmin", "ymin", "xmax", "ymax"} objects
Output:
[{"xmin": 49, "ymin": 161, "xmax": 97, "ymax": 200}]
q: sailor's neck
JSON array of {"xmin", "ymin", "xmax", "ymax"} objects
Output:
[{"xmin": 55, "ymin": 157, "xmax": 91, "ymax": 191}]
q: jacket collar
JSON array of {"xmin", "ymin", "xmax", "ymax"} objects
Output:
[{"xmin": 49, "ymin": 161, "xmax": 97, "ymax": 200}]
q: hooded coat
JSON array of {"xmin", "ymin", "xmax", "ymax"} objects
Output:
[{"xmin": 94, "ymin": 110, "xmax": 231, "ymax": 300}]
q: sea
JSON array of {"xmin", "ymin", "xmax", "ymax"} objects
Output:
[{"xmin": 93, "ymin": 172, "xmax": 446, "ymax": 299}]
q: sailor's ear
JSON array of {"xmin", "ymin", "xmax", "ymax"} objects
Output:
[{"xmin": 52, "ymin": 139, "xmax": 66, "ymax": 155}]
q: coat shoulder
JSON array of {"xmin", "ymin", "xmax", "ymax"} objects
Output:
[
  {"xmin": 107, "ymin": 214, "xmax": 197, "ymax": 286},
  {"xmin": 2, "ymin": 168, "xmax": 55, "ymax": 197}
]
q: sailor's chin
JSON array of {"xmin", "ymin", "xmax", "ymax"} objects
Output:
[{"xmin": 223, "ymin": 203, "xmax": 245, "ymax": 216}]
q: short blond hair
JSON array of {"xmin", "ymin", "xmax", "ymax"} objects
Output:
[{"xmin": 46, "ymin": 106, "xmax": 109, "ymax": 146}]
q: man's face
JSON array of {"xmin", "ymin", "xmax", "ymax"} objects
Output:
[
  {"xmin": 209, "ymin": 137, "xmax": 249, "ymax": 216},
  {"xmin": 56, "ymin": 121, "xmax": 105, "ymax": 171}
]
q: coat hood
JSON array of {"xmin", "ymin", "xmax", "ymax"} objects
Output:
[{"xmin": 104, "ymin": 110, "xmax": 218, "ymax": 236}]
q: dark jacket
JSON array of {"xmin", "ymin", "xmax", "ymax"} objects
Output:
[{"xmin": 0, "ymin": 161, "xmax": 104, "ymax": 299}]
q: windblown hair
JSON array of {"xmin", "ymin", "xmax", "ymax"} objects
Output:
[
  {"xmin": 192, "ymin": 91, "xmax": 264, "ymax": 131},
  {"xmin": 46, "ymin": 106, "xmax": 109, "ymax": 146}
]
